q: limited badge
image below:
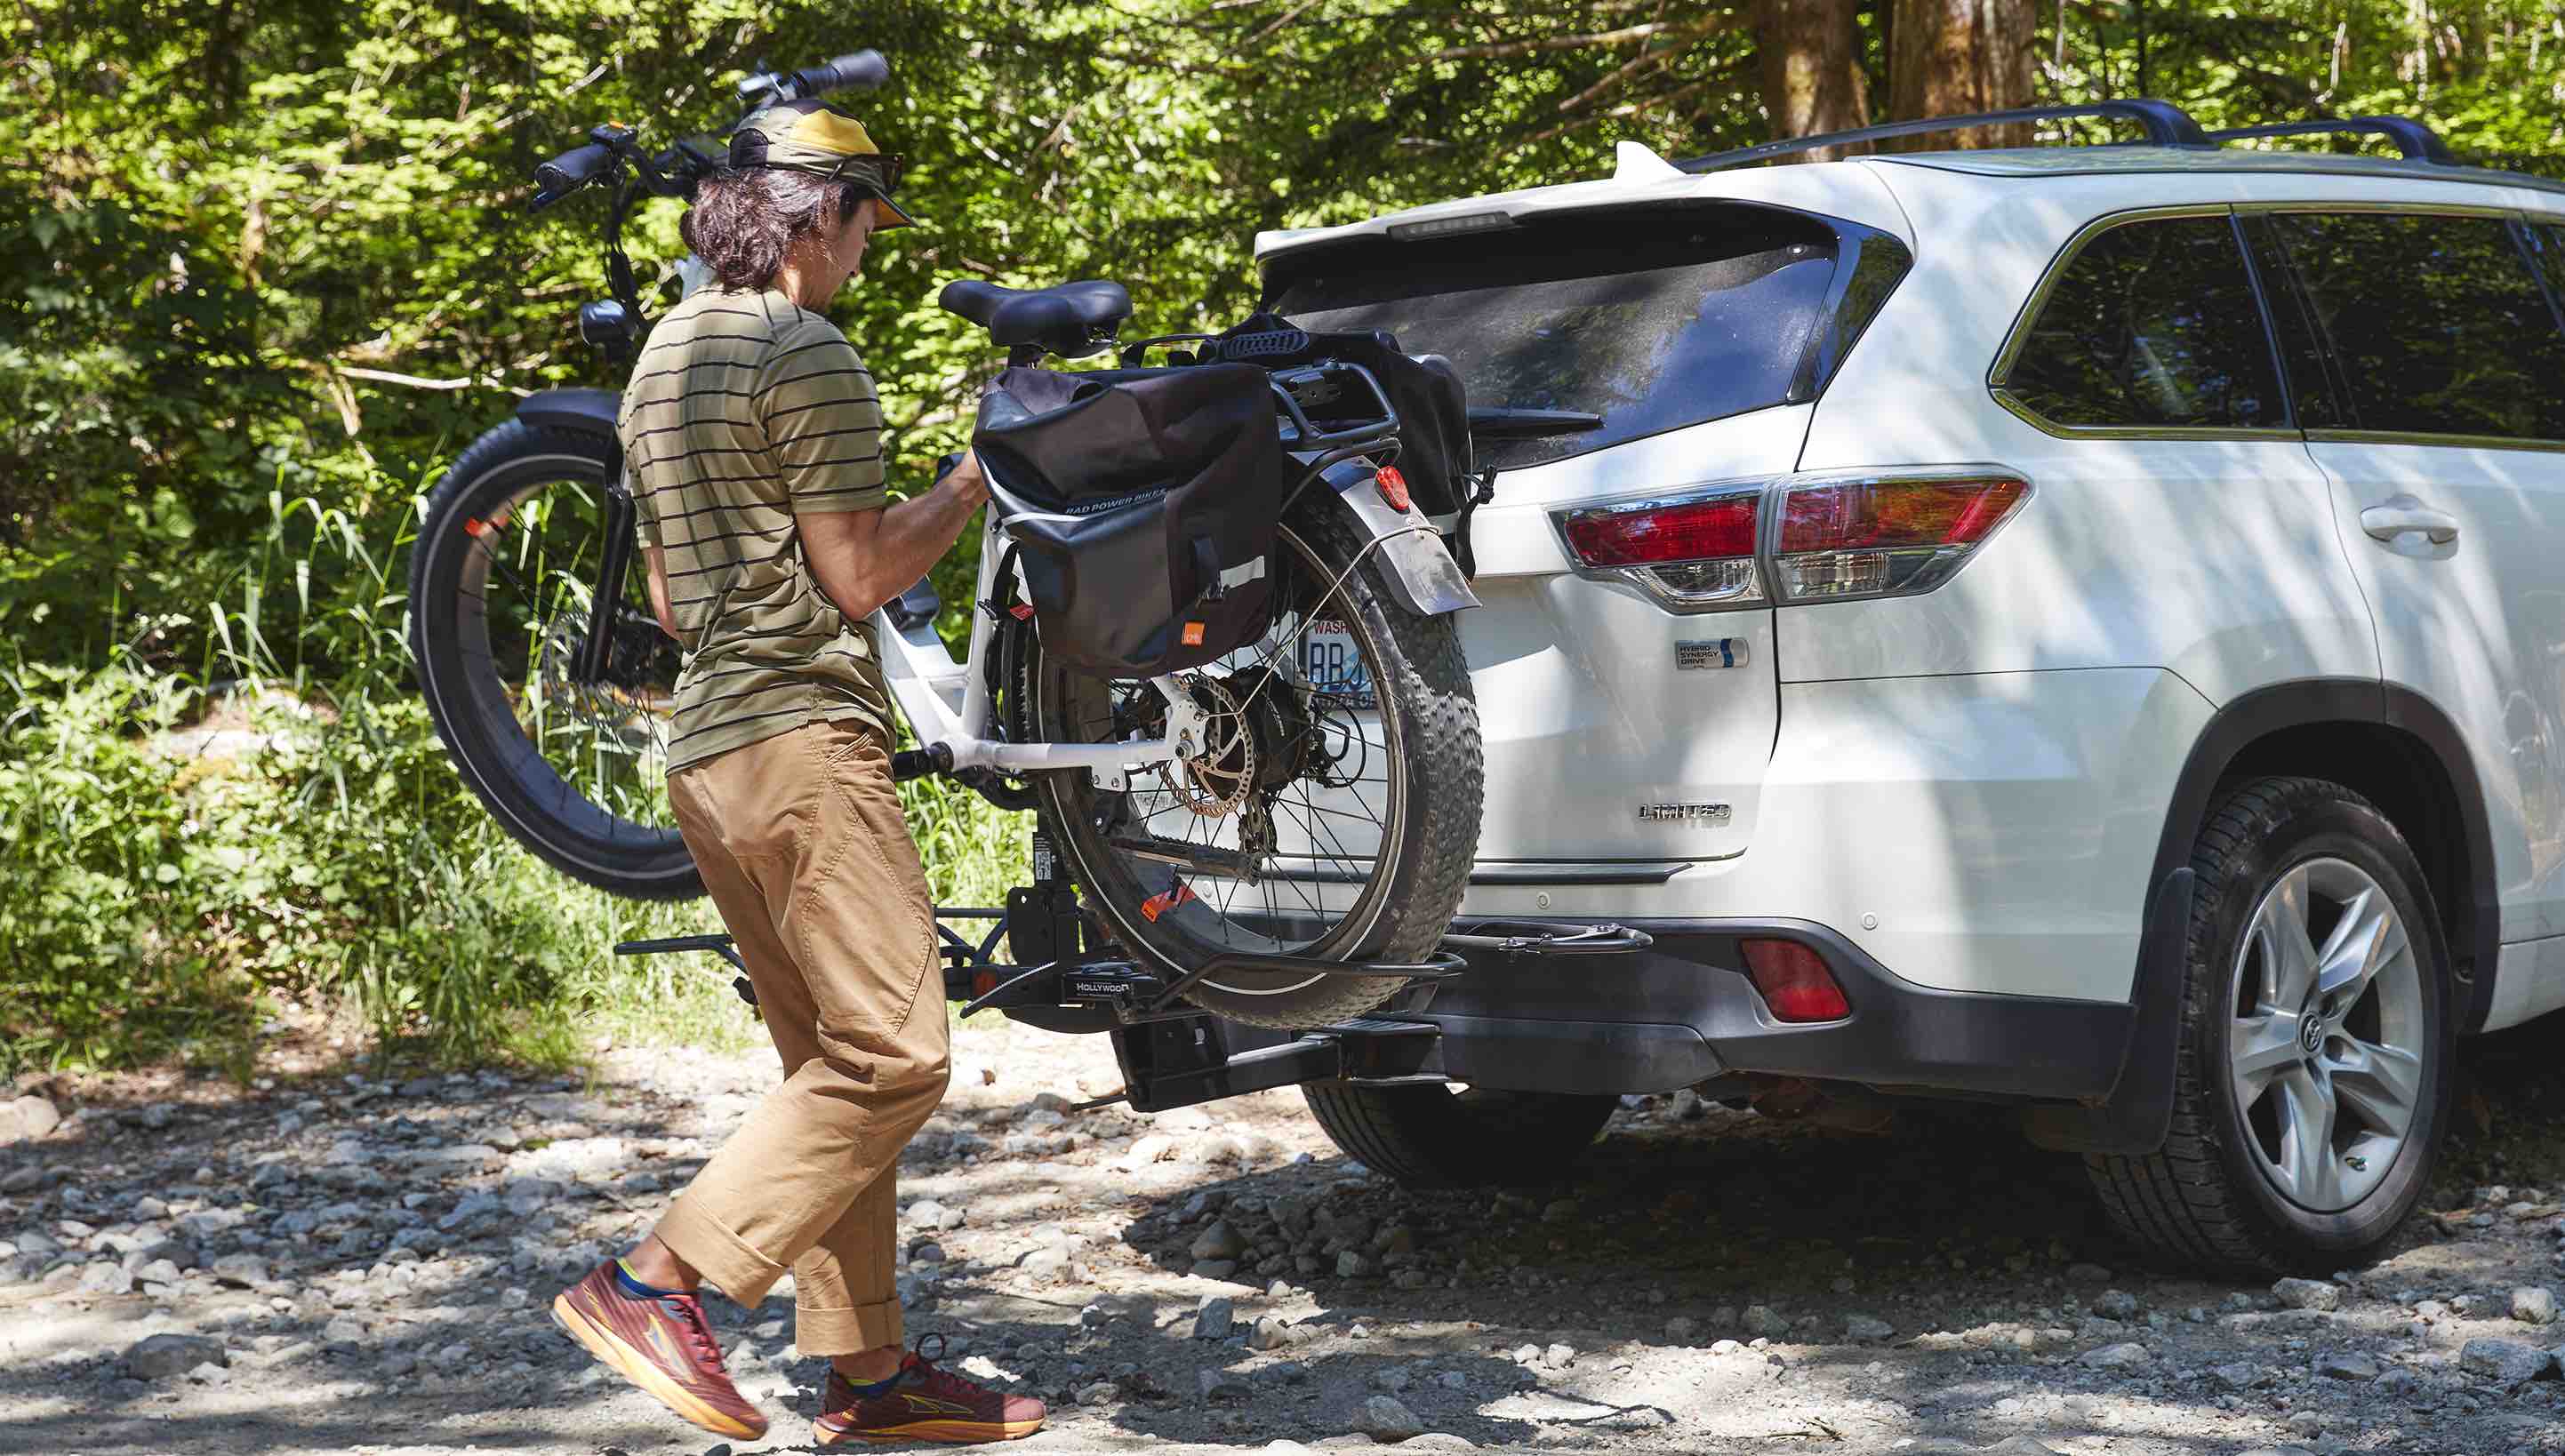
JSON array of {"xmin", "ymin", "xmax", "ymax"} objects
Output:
[
  {"xmin": 1675, "ymin": 639, "xmax": 1751, "ymax": 670},
  {"xmin": 1638, "ymin": 803, "xmax": 1734, "ymax": 825}
]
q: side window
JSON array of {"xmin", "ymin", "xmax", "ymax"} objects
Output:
[
  {"xmin": 2264, "ymin": 212, "xmax": 2565, "ymax": 442},
  {"xmin": 2000, "ymin": 214, "xmax": 2283, "ymax": 430}
]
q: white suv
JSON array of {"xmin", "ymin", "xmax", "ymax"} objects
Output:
[{"xmin": 1254, "ymin": 104, "xmax": 2565, "ymax": 1272}]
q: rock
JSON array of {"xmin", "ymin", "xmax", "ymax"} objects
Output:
[
  {"xmin": 1198, "ymin": 1367, "xmax": 1252, "ymax": 1400},
  {"xmin": 1541, "ymin": 1342, "xmax": 1575, "ymax": 1370},
  {"xmin": 1254, "ymin": 1361, "xmax": 1310, "ymax": 1388},
  {"xmin": 2315, "ymin": 1351, "xmax": 2381, "ymax": 1380},
  {"xmin": 1742, "ymin": 1305, "xmax": 1791, "ymax": 1339},
  {"xmin": 127, "ymin": 1333, "xmax": 226, "ymax": 1380},
  {"xmin": 2093, "ymin": 1289, "xmax": 2140, "ymax": 1320},
  {"xmin": 1129, "ymin": 1134, "xmax": 1178, "ymax": 1163},
  {"xmin": 2080, "ymin": 1341, "xmax": 2150, "ymax": 1369},
  {"xmin": 908, "ymin": 1199, "xmax": 966, "ymax": 1231},
  {"xmin": 1192, "ymin": 1259, "xmax": 1239, "ymax": 1281},
  {"xmin": 2460, "ymin": 1337, "xmax": 2555, "ymax": 1384},
  {"xmin": 1076, "ymin": 1380, "xmax": 1118, "ymax": 1407},
  {"xmin": 79, "ymin": 1262, "xmax": 133, "ymax": 1295},
  {"xmin": 209, "ymin": 1254, "xmax": 269, "ymax": 1288},
  {"xmin": 1190, "ymin": 1220, "xmax": 1246, "ymax": 1261},
  {"xmin": 1664, "ymin": 1316, "xmax": 1698, "ymax": 1340},
  {"xmin": 2064, "ymin": 1262, "xmax": 2112, "ymax": 1283},
  {"xmin": 1196, "ymin": 1296, "xmax": 1237, "ymax": 1340},
  {"xmin": 1021, "ymin": 1246, "xmax": 1078, "ymax": 1283},
  {"xmin": 1355, "ymin": 1395, "xmax": 1425, "ymax": 1443},
  {"xmin": 1844, "ymin": 1315, "xmax": 1895, "ymax": 1342},
  {"xmin": 2272, "ymin": 1277, "xmax": 2341, "ymax": 1313},
  {"xmin": 2210, "ymin": 1362, "xmax": 2261, "ymax": 1391},
  {"xmin": 1249, "ymin": 1316, "xmax": 1290, "ymax": 1351},
  {"xmin": 2516, "ymin": 1286, "xmax": 2558, "ymax": 1325},
  {"xmin": 0, "ymin": 1094, "xmax": 60, "ymax": 1144},
  {"xmin": 1337, "ymin": 1250, "xmax": 1375, "ymax": 1279}
]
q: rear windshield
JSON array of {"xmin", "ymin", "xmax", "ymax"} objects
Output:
[{"xmin": 1266, "ymin": 205, "xmax": 1904, "ymax": 469}]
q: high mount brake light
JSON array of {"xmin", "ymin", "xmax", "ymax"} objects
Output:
[{"xmin": 1550, "ymin": 469, "xmax": 2030, "ymax": 613}]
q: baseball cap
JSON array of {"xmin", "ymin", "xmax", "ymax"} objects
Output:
[{"xmin": 728, "ymin": 100, "xmax": 917, "ymax": 228}]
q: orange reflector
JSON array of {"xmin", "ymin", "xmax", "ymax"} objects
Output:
[
  {"xmin": 1375, "ymin": 466, "xmax": 1412, "ymax": 512},
  {"xmin": 972, "ymin": 971, "xmax": 998, "ymax": 999},
  {"xmin": 1181, "ymin": 621, "xmax": 1206, "ymax": 646},
  {"xmin": 462, "ymin": 516, "xmax": 493, "ymax": 539},
  {"xmin": 1141, "ymin": 882, "xmax": 1196, "ymax": 922},
  {"xmin": 1010, "ymin": 604, "xmax": 1035, "ymax": 620}
]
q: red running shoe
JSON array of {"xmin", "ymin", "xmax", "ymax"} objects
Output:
[
  {"xmin": 550, "ymin": 1260, "xmax": 767, "ymax": 1440},
  {"xmin": 814, "ymin": 1334, "xmax": 1046, "ymax": 1445}
]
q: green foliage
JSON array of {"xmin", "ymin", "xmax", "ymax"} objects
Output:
[{"xmin": 6, "ymin": 0, "xmax": 2563, "ymax": 1070}]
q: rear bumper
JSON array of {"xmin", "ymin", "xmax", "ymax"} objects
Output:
[{"xmin": 1415, "ymin": 916, "xmax": 2132, "ymax": 1101}]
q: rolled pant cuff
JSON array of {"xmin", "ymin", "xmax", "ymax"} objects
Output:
[
  {"xmin": 793, "ymin": 1297, "xmax": 905, "ymax": 1356},
  {"xmin": 655, "ymin": 1196, "xmax": 788, "ymax": 1308}
]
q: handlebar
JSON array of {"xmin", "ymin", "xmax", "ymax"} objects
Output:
[{"xmin": 534, "ymin": 141, "xmax": 613, "ymax": 196}]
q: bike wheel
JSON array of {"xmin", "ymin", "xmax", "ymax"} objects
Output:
[
  {"xmin": 1030, "ymin": 499, "xmax": 1482, "ymax": 1028},
  {"xmin": 408, "ymin": 420, "xmax": 702, "ymax": 900}
]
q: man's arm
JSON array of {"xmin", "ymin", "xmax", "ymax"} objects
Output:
[
  {"xmin": 798, "ymin": 451, "xmax": 992, "ymax": 620},
  {"xmin": 643, "ymin": 545, "xmax": 681, "ymax": 640}
]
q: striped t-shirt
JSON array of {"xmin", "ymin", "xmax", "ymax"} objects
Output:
[{"xmin": 619, "ymin": 287, "xmax": 895, "ymax": 772}]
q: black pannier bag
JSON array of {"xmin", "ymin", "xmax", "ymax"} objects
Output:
[{"xmin": 972, "ymin": 362, "xmax": 1289, "ymax": 677}]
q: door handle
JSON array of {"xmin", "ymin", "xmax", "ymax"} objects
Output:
[{"xmin": 2361, "ymin": 497, "xmax": 2460, "ymax": 546}]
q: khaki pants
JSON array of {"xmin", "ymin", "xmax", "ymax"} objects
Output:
[{"xmin": 653, "ymin": 719, "xmax": 951, "ymax": 1356}]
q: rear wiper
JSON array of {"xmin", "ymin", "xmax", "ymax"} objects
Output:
[{"xmin": 1467, "ymin": 406, "xmax": 1606, "ymax": 440}]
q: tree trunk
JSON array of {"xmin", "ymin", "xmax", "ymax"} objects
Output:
[
  {"xmin": 1753, "ymin": 0, "xmax": 1872, "ymax": 159},
  {"xmin": 1888, "ymin": 0, "xmax": 2037, "ymax": 148}
]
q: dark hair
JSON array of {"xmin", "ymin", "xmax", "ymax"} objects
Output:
[{"xmin": 679, "ymin": 167, "xmax": 870, "ymax": 292}]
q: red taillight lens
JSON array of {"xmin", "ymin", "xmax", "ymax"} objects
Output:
[
  {"xmin": 1553, "ymin": 491, "xmax": 1765, "ymax": 612},
  {"xmin": 1741, "ymin": 939, "xmax": 1851, "ymax": 1022},
  {"xmin": 1560, "ymin": 494, "xmax": 1758, "ymax": 566},
  {"xmin": 1771, "ymin": 473, "xmax": 2029, "ymax": 603},
  {"xmin": 1778, "ymin": 477, "xmax": 2027, "ymax": 553}
]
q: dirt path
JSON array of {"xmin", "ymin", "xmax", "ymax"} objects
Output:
[{"xmin": 12, "ymin": 1012, "xmax": 2565, "ymax": 1456}]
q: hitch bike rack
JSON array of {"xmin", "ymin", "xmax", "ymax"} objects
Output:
[{"xmin": 615, "ymin": 834, "xmax": 1651, "ymax": 1116}]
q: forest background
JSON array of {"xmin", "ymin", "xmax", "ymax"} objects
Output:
[{"xmin": 4, "ymin": 0, "xmax": 2560, "ymax": 1073}]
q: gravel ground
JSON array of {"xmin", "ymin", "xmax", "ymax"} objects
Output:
[{"xmin": 13, "ymin": 1012, "xmax": 2565, "ymax": 1456}]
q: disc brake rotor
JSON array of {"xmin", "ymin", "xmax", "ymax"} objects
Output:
[{"xmin": 533, "ymin": 609, "xmax": 676, "ymax": 753}]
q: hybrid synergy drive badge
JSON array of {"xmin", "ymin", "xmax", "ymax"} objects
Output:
[{"xmin": 1676, "ymin": 639, "xmax": 1751, "ymax": 669}]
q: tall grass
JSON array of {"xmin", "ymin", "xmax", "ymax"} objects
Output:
[{"xmin": 0, "ymin": 483, "xmax": 1030, "ymax": 1076}]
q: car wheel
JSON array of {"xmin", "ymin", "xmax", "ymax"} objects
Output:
[
  {"xmin": 1301, "ymin": 1081, "xmax": 1617, "ymax": 1188},
  {"xmin": 2087, "ymin": 776, "xmax": 2453, "ymax": 1274}
]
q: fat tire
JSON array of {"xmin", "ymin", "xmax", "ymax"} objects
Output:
[
  {"xmin": 2084, "ymin": 775, "xmax": 2452, "ymax": 1274},
  {"xmin": 1039, "ymin": 500, "xmax": 1482, "ymax": 1029},
  {"xmin": 1302, "ymin": 1081, "xmax": 1615, "ymax": 1188},
  {"xmin": 408, "ymin": 419, "xmax": 704, "ymax": 901}
]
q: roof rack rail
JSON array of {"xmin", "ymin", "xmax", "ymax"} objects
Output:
[
  {"xmin": 1673, "ymin": 99, "xmax": 2210, "ymax": 174},
  {"xmin": 2204, "ymin": 116, "xmax": 2456, "ymax": 165}
]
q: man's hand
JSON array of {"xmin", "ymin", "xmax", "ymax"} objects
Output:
[{"xmin": 798, "ymin": 452, "xmax": 990, "ymax": 622}]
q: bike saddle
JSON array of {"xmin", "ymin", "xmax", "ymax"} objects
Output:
[{"xmin": 939, "ymin": 279, "xmax": 1131, "ymax": 358}]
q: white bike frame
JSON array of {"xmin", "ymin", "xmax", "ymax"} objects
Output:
[{"xmin": 866, "ymin": 509, "xmax": 1203, "ymax": 784}]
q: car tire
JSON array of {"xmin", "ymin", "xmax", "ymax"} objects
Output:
[
  {"xmin": 1301, "ymin": 1081, "xmax": 1617, "ymax": 1188},
  {"xmin": 2087, "ymin": 776, "xmax": 2453, "ymax": 1274}
]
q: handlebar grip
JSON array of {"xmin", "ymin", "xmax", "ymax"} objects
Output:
[
  {"xmin": 534, "ymin": 141, "xmax": 613, "ymax": 196},
  {"xmin": 793, "ymin": 50, "xmax": 889, "ymax": 96}
]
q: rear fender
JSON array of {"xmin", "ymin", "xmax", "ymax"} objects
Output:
[
  {"xmin": 1312, "ymin": 459, "xmax": 1479, "ymax": 616},
  {"xmin": 517, "ymin": 388, "xmax": 621, "ymax": 439}
]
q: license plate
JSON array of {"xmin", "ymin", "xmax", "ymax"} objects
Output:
[{"xmin": 1296, "ymin": 618, "xmax": 1375, "ymax": 708}]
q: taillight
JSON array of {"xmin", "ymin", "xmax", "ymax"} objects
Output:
[
  {"xmin": 1772, "ymin": 474, "xmax": 2028, "ymax": 603},
  {"xmin": 1551, "ymin": 488, "xmax": 1765, "ymax": 612},
  {"xmin": 1740, "ymin": 939, "xmax": 1851, "ymax": 1022},
  {"xmin": 1550, "ymin": 468, "xmax": 2028, "ymax": 612}
]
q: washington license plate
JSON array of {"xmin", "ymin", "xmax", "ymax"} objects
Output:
[{"xmin": 1297, "ymin": 619, "xmax": 1375, "ymax": 708}]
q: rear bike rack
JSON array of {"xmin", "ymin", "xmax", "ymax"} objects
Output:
[{"xmin": 613, "ymin": 850, "xmax": 1651, "ymax": 1115}]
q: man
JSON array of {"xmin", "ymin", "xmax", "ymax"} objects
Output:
[{"xmin": 549, "ymin": 99, "xmax": 1045, "ymax": 1446}]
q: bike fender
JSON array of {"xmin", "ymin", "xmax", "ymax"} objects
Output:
[
  {"xmin": 517, "ymin": 387, "xmax": 621, "ymax": 438},
  {"xmin": 1323, "ymin": 461, "xmax": 1480, "ymax": 616}
]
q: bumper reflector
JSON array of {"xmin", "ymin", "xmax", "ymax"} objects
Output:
[{"xmin": 1740, "ymin": 939, "xmax": 1851, "ymax": 1022}]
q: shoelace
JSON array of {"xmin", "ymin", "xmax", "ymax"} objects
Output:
[{"xmin": 659, "ymin": 1292, "xmax": 728, "ymax": 1373}]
